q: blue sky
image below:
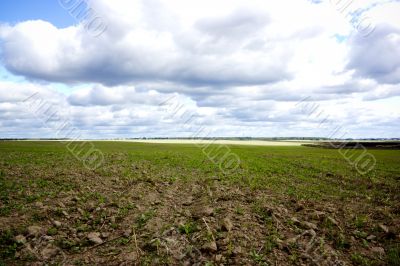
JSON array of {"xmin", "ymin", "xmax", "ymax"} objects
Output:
[
  {"xmin": 0, "ymin": 0, "xmax": 399, "ymax": 139},
  {"xmin": 0, "ymin": 0, "xmax": 76, "ymax": 28}
]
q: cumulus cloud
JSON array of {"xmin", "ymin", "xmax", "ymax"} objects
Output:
[
  {"xmin": 347, "ymin": 25, "xmax": 400, "ymax": 84},
  {"xmin": 0, "ymin": 1, "xmax": 292, "ymax": 86},
  {"xmin": 345, "ymin": 1, "xmax": 400, "ymax": 84},
  {"xmin": 67, "ymin": 85, "xmax": 167, "ymax": 106},
  {"xmin": 0, "ymin": 79, "xmax": 399, "ymax": 138},
  {"xmin": 0, "ymin": 0, "xmax": 399, "ymax": 138},
  {"xmin": 0, "ymin": 0, "xmax": 355, "ymax": 87}
]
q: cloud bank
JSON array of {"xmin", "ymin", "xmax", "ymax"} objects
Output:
[{"xmin": 0, "ymin": 0, "xmax": 399, "ymax": 138}]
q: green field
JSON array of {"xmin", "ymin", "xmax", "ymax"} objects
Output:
[{"xmin": 0, "ymin": 141, "xmax": 399, "ymax": 265}]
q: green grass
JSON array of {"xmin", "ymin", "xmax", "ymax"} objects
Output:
[
  {"xmin": 0, "ymin": 141, "xmax": 399, "ymax": 264},
  {"xmin": 1, "ymin": 141, "xmax": 399, "ymax": 221},
  {"xmin": 0, "ymin": 141, "xmax": 398, "ymax": 196},
  {"xmin": 178, "ymin": 222, "xmax": 198, "ymax": 235}
]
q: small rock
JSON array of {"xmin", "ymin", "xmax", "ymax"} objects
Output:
[
  {"xmin": 183, "ymin": 196, "xmax": 194, "ymax": 206},
  {"xmin": 62, "ymin": 210, "xmax": 69, "ymax": 217},
  {"xmin": 34, "ymin": 202, "xmax": 44, "ymax": 209},
  {"xmin": 53, "ymin": 221, "xmax": 61, "ymax": 228},
  {"xmin": 222, "ymin": 218, "xmax": 234, "ymax": 232},
  {"xmin": 233, "ymin": 246, "xmax": 242, "ymax": 255},
  {"xmin": 203, "ymin": 206, "xmax": 214, "ymax": 216},
  {"xmin": 275, "ymin": 238, "xmax": 284, "ymax": 249},
  {"xmin": 27, "ymin": 226, "xmax": 43, "ymax": 237},
  {"xmin": 87, "ymin": 232, "xmax": 103, "ymax": 245},
  {"xmin": 312, "ymin": 211, "xmax": 325, "ymax": 220},
  {"xmin": 286, "ymin": 236, "xmax": 299, "ymax": 245},
  {"xmin": 202, "ymin": 241, "xmax": 217, "ymax": 252},
  {"xmin": 14, "ymin": 235, "xmax": 26, "ymax": 244},
  {"xmin": 302, "ymin": 221, "xmax": 318, "ymax": 230},
  {"xmin": 290, "ymin": 217, "xmax": 301, "ymax": 225},
  {"xmin": 366, "ymin": 235, "xmax": 376, "ymax": 241},
  {"xmin": 43, "ymin": 235, "xmax": 54, "ymax": 241},
  {"xmin": 192, "ymin": 206, "xmax": 214, "ymax": 218},
  {"xmin": 183, "ymin": 209, "xmax": 191, "ymax": 217},
  {"xmin": 72, "ymin": 196, "xmax": 80, "ymax": 202},
  {"xmin": 220, "ymin": 237, "xmax": 230, "ymax": 246},
  {"xmin": 123, "ymin": 229, "xmax": 132, "ymax": 237},
  {"xmin": 126, "ymin": 251, "xmax": 138, "ymax": 261},
  {"xmin": 379, "ymin": 224, "xmax": 389, "ymax": 233},
  {"xmin": 151, "ymin": 199, "xmax": 161, "ymax": 205},
  {"xmin": 86, "ymin": 202, "xmax": 96, "ymax": 212},
  {"xmin": 327, "ymin": 216, "xmax": 338, "ymax": 226},
  {"xmin": 101, "ymin": 232, "xmax": 110, "ymax": 238},
  {"xmin": 371, "ymin": 246, "xmax": 385, "ymax": 256},
  {"xmin": 41, "ymin": 244, "xmax": 58, "ymax": 259},
  {"xmin": 215, "ymin": 254, "xmax": 223, "ymax": 262},
  {"xmin": 110, "ymin": 216, "xmax": 116, "ymax": 223},
  {"xmin": 277, "ymin": 206, "xmax": 288, "ymax": 215}
]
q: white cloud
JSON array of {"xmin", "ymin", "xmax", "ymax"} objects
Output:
[
  {"xmin": 0, "ymin": 0, "xmax": 350, "ymax": 86},
  {"xmin": 0, "ymin": 0, "xmax": 399, "ymax": 138}
]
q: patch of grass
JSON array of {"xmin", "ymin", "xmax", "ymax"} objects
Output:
[
  {"xmin": 235, "ymin": 207, "xmax": 244, "ymax": 215},
  {"xmin": 333, "ymin": 233, "xmax": 351, "ymax": 250},
  {"xmin": 118, "ymin": 203, "xmax": 135, "ymax": 218},
  {"xmin": 387, "ymin": 244, "xmax": 400, "ymax": 265},
  {"xmin": 0, "ymin": 230, "xmax": 18, "ymax": 260},
  {"xmin": 354, "ymin": 215, "xmax": 368, "ymax": 229},
  {"xmin": 75, "ymin": 223, "xmax": 90, "ymax": 233},
  {"xmin": 252, "ymin": 202, "xmax": 273, "ymax": 224},
  {"xmin": 116, "ymin": 237, "xmax": 130, "ymax": 246},
  {"xmin": 353, "ymin": 230, "xmax": 368, "ymax": 239},
  {"xmin": 47, "ymin": 227, "xmax": 58, "ymax": 236},
  {"xmin": 136, "ymin": 210, "xmax": 155, "ymax": 229},
  {"xmin": 264, "ymin": 235, "xmax": 277, "ymax": 253},
  {"xmin": 0, "ymin": 206, "xmax": 12, "ymax": 217},
  {"xmin": 178, "ymin": 222, "xmax": 198, "ymax": 235},
  {"xmin": 351, "ymin": 253, "xmax": 371, "ymax": 266},
  {"xmin": 31, "ymin": 211, "xmax": 46, "ymax": 222},
  {"xmin": 56, "ymin": 239, "xmax": 78, "ymax": 251},
  {"xmin": 250, "ymin": 250, "xmax": 268, "ymax": 265}
]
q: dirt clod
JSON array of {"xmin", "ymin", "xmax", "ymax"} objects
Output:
[
  {"xmin": 202, "ymin": 241, "xmax": 217, "ymax": 252},
  {"xmin": 192, "ymin": 206, "xmax": 214, "ymax": 218},
  {"xmin": 27, "ymin": 226, "xmax": 43, "ymax": 237},
  {"xmin": 222, "ymin": 217, "xmax": 234, "ymax": 232},
  {"xmin": 14, "ymin": 235, "xmax": 26, "ymax": 244},
  {"xmin": 379, "ymin": 224, "xmax": 389, "ymax": 233},
  {"xmin": 302, "ymin": 221, "xmax": 318, "ymax": 230},
  {"xmin": 87, "ymin": 232, "xmax": 103, "ymax": 245},
  {"xmin": 371, "ymin": 246, "xmax": 385, "ymax": 256},
  {"xmin": 53, "ymin": 220, "xmax": 61, "ymax": 228},
  {"xmin": 41, "ymin": 245, "xmax": 59, "ymax": 260}
]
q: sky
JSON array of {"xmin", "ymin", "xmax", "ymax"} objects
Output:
[{"xmin": 0, "ymin": 0, "xmax": 399, "ymax": 139}]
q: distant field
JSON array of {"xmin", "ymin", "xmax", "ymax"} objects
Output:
[
  {"xmin": 126, "ymin": 139, "xmax": 309, "ymax": 146},
  {"xmin": 0, "ymin": 141, "xmax": 399, "ymax": 265}
]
